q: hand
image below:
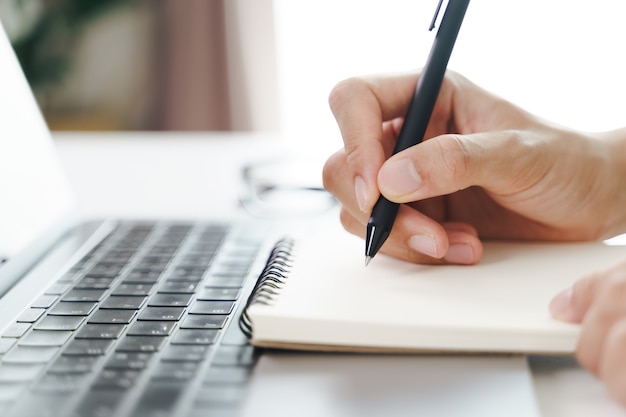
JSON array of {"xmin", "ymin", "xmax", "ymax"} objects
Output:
[
  {"xmin": 322, "ymin": 70, "xmax": 626, "ymax": 264},
  {"xmin": 550, "ymin": 259, "xmax": 626, "ymax": 406}
]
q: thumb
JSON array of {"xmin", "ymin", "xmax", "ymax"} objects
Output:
[
  {"xmin": 377, "ymin": 132, "xmax": 527, "ymax": 203},
  {"xmin": 549, "ymin": 273, "xmax": 603, "ymax": 323}
]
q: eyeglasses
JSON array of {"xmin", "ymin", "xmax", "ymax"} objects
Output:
[{"xmin": 239, "ymin": 156, "xmax": 337, "ymax": 219}]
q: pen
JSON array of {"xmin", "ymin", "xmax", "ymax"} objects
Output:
[{"xmin": 365, "ymin": 0, "xmax": 470, "ymax": 266}]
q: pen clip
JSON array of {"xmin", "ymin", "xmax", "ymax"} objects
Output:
[{"xmin": 429, "ymin": 0, "xmax": 447, "ymax": 31}]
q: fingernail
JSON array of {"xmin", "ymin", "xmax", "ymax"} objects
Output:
[
  {"xmin": 408, "ymin": 234, "xmax": 438, "ymax": 258},
  {"xmin": 354, "ymin": 176, "xmax": 369, "ymax": 212},
  {"xmin": 550, "ymin": 287, "xmax": 573, "ymax": 321},
  {"xmin": 443, "ymin": 243, "xmax": 475, "ymax": 265},
  {"xmin": 380, "ymin": 158, "xmax": 422, "ymax": 197}
]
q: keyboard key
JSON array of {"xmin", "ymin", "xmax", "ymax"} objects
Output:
[
  {"xmin": 138, "ymin": 307, "xmax": 185, "ymax": 321},
  {"xmin": 202, "ymin": 277, "xmax": 244, "ymax": 288},
  {"xmin": 74, "ymin": 277, "xmax": 115, "ymax": 289},
  {"xmin": 48, "ymin": 301, "xmax": 97, "ymax": 316},
  {"xmin": 160, "ymin": 345, "xmax": 210, "ymax": 362},
  {"xmin": 100, "ymin": 296, "xmax": 147, "ymax": 310},
  {"xmin": 152, "ymin": 361, "xmax": 198, "ymax": 380},
  {"xmin": 34, "ymin": 316, "xmax": 85, "ymax": 331},
  {"xmin": 127, "ymin": 321, "xmax": 176, "ymax": 337},
  {"xmin": 16, "ymin": 308, "xmax": 45, "ymax": 323},
  {"xmin": 63, "ymin": 289, "xmax": 107, "ymax": 302},
  {"xmin": 75, "ymin": 324, "xmax": 126, "ymax": 339},
  {"xmin": 89, "ymin": 309, "xmax": 137, "ymax": 324},
  {"xmin": 9, "ymin": 393, "xmax": 72, "ymax": 416},
  {"xmin": 212, "ymin": 265, "xmax": 250, "ymax": 277},
  {"xmin": 2, "ymin": 346, "xmax": 59, "ymax": 364},
  {"xmin": 44, "ymin": 283, "xmax": 71, "ymax": 295},
  {"xmin": 170, "ymin": 329, "xmax": 219, "ymax": 345},
  {"xmin": 19, "ymin": 330, "xmax": 72, "ymax": 347},
  {"xmin": 57, "ymin": 272, "xmax": 81, "ymax": 284},
  {"xmin": 178, "ymin": 255, "xmax": 215, "ymax": 267},
  {"xmin": 2, "ymin": 322, "xmax": 31, "ymax": 338},
  {"xmin": 0, "ymin": 338, "xmax": 16, "ymax": 354},
  {"xmin": 93, "ymin": 369, "xmax": 142, "ymax": 389},
  {"xmin": 180, "ymin": 315, "xmax": 228, "ymax": 330},
  {"xmin": 140, "ymin": 254, "xmax": 172, "ymax": 265},
  {"xmin": 31, "ymin": 295, "xmax": 59, "ymax": 309},
  {"xmin": 0, "ymin": 383, "xmax": 25, "ymax": 403},
  {"xmin": 148, "ymin": 294, "xmax": 193, "ymax": 307},
  {"xmin": 189, "ymin": 301, "xmax": 235, "ymax": 315},
  {"xmin": 48, "ymin": 355, "xmax": 99, "ymax": 374},
  {"xmin": 124, "ymin": 269, "xmax": 162, "ymax": 284},
  {"xmin": 73, "ymin": 389, "xmax": 126, "ymax": 417},
  {"xmin": 158, "ymin": 281, "xmax": 198, "ymax": 294},
  {"xmin": 35, "ymin": 373, "xmax": 89, "ymax": 392},
  {"xmin": 0, "ymin": 364, "xmax": 44, "ymax": 382},
  {"xmin": 112, "ymin": 283, "xmax": 154, "ymax": 296},
  {"xmin": 115, "ymin": 336, "xmax": 166, "ymax": 353},
  {"xmin": 167, "ymin": 266, "xmax": 207, "ymax": 281},
  {"xmin": 105, "ymin": 352, "xmax": 153, "ymax": 370},
  {"xmin": 63, "ymin": 339, "xmax": 114, "ymax": 356},
  {"xmin": 130, "ymin": 381, "xmax": 185, "ymax": 417},
  {"xmin": 197, "ymin": 288, "xmax": 240, "ymax": 301},
  {"xmin": 89, "ymin": 261, "xmax": 125, "ymax": 273}
]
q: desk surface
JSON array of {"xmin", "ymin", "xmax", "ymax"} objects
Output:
[{"xmin": 53, "ymin": 131, "xmax": 626, "ymax": 417}]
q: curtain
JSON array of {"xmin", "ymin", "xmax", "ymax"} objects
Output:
[{"xmin": 158, "ymin": 0, "xmax": 279, "ymax": 131}]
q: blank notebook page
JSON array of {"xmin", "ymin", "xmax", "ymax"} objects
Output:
[{"xmin": 248, "ymin": 229, "xmax": 626, "ymax": 353}]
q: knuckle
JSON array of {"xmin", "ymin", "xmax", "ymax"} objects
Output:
[
  {"xmin": 338, "ymin": 208, "xmax": 357, "ymax": 234},
  {"xmin": 339, "ymin": 207, "xmax": 351, "ymax": 227},
  {"xmin": 442, "ymin": 69, "xmax": 463, "ymax": 89},
  {"xmin": 328, "ymin": 76, "xmax": 366, "ymax": 114},
  {"xmin": 436, "ymin": 134, "xmax": 470, "ymax": 184},
  {"xmin": 321, "ymin": 150, "xmax": 345, "ymax": 192},
  {"xmin": 345, "ymin": 144, "xmax": 366, "ymax": 170}
]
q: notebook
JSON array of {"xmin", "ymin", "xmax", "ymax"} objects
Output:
[{"xmin": 241, "ymin": 226, "xmax": 626, "ymax": 354}]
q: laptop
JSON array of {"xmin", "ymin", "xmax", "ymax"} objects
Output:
[
  {"xmin": 0, "ymin": 18, "xmax": 544, "ymax": 417},
  {"xmin": 0, "ymin": 17, "xmax": 284, "ymax": 417}
]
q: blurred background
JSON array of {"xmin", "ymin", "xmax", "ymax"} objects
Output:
[
  {"xmin": 1, "ymin": 0, "xmax": 626, "ymax": 149},
  {"xmin": 0, "ymin": 0, "xmax": 277, "ymax": 132}
]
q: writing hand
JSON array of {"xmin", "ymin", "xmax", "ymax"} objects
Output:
[{"xmin": 323, "ymin": 71, "xmax": 626, "ymax": 264}]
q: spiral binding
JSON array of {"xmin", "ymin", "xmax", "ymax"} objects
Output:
[{"xmin": 239, "ymin": 237, "xmax": 296, "ymax": 338}]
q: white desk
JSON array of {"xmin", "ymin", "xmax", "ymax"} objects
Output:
[{"xmin": 53, "ymin": 131, "xmax": 626, "ymax": 417}]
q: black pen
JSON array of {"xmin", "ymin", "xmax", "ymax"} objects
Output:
[{"xmin": 365, "ymin": 0, "xmax": 470, "ymax": 266}]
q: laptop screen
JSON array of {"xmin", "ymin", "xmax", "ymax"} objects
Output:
[{"xmin": 0, "ymin": 21, "xmax": 74, "ymax": 261}]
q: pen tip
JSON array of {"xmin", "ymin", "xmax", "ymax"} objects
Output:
[{"xmin": 364, "ymin": 256, "xmax": 372, "ymax": 267}]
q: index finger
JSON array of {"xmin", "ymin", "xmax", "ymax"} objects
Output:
[{"xmin": 327, "ymin": 73, "xmax": 419, "ymax": 212}]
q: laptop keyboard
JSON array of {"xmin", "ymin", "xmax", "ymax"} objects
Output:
[{"xmin": 0, "ymin": 221, "xmax": 266, "ymax": 417}]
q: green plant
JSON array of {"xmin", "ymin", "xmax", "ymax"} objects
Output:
[{"xmin": 1, "ymin": 0, "xmax": 126, "ymax": 90}]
